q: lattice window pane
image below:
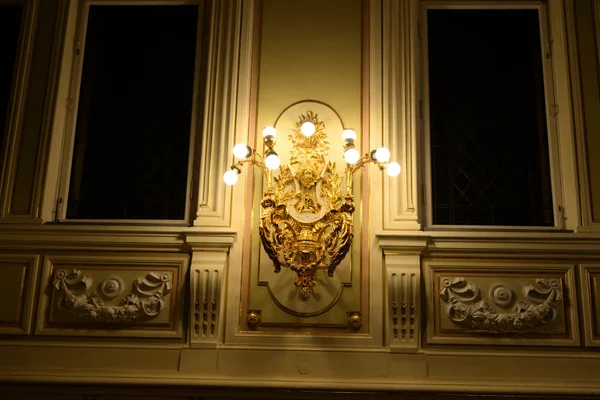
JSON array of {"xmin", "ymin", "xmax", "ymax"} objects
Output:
[
  {"xmin": 427, "ymin": 8, "xmax": 554, "ymax": 226},
  {"xmin": 66, "ymin": 5, "xmax": 198, "ymax": 220},
  {"xmin": 0, "ymin": 5, "xmax": 23, "ymax": 158}
]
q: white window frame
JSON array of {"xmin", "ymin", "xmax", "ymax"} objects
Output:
[
  {"xmin": 0, "ymin": 0, "xmax": 41, "ymax": 222},
  {"xmin": 420, "ymin": 0, "xmax": 567, "ymax": 231},
  {"xmin": 51, "ymin": 0, "xmax": 205, "ymax": 225}
]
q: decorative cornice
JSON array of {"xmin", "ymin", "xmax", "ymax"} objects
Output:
[
  {"xmin": 378, "ymin": 235, "xmax": 429, "ymax": 255},
  {"xmin": 0, "ymin": 227, "xmax": 184, "ymax": 252},
  {"xmin": 378, "ymin": 232, "xmax": 600, "ymax": 258},
  {"xmin": 185, "ymin": 230, "xmax": 235, "ymax": 252},
  {"xmin": 0, "ymin": 226, "xmax": 234, "ymax": 252}
]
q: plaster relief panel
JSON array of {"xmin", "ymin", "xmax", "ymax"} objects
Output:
[
  {"xmin": 579, "ymin": 264, "xmax": 600, "ymax": 346},
  {"xmin": 0, "ymin": 254, "xmax": 39, "ymax": 334},
  {"xmin": 36, "ymin": 254, "xmax": 187, "ymax": 339},
  {"xmin": 424, "ymin": 259, "xmax": 579, "ymax": 346},
  {"xmin": 189, "ymin": 250, "xmax": 228, "ymax": 348},
  {"xmin": 385, "ymin": 253, "xmax": 421, "ymax": 352}
]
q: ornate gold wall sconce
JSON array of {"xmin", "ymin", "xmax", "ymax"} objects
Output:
[{"xmin": 224, "ymin": 111, "xmax": 400, "ymax": 301}]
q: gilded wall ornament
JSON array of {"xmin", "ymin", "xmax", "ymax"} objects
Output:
[
  {"xmin": 259, "ymin": 114, "xmax": 354, "ymax": 301},
  {"xmin": 440, "ymin": 277, "xmax": 563, "ymax": 331},
  {"xmin": 225, "ymin": 111, "xmax": 400, "ymax": 301},
  {"xmin": 347, "ymin": 312, "xmax": 362, "ymax": 331},
  {"xmin": 247, "ymin": 310, "xmax": 262, "ymax": 330}
]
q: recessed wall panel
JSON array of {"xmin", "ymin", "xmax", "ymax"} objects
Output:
[
  {"xmin": 240, "ymin": 0, "xmax": 366, "ymax": 337},
  {"xmin": 0, "ymin": 254, "xmax": 39, "ymax": 334},
  {"xmin": 424, "ymin": 258, "xmax": 579, "ymax": 346},
  {"xmin": 580, "ymin": 264, "xmax": 600, "ymax": 346},
  {"xmin": 36, "ymin": 253, "xmax": 188, "ymax": 339}
]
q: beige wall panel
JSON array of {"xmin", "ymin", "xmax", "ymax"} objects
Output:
[
  {"xmin": 426, "ymin": 353, "xmax": 600, "ymax": 382},
  {"xmin": 257, "ymin": 0, "xmax": 362, "ymax": 134},
  {"xmin": 423, "ymin": 258, "xmax": 579, "ymax": 346},
  {"xmin": 0, "ymin": 346, "xmax": 182, "ymax": 376},
  {"xmin": 35, "ymin": 253, "xmax": 188, "ymax": 339},
  {"xmin": 242, "ymin": 0, "xmax": 364, "ymax": 334},
  {"xmin": 245, "ymin": 103, "xmax": 362, "ymax": 333},
  {"xmin": 0, "ymin": 253, "xmax": 39, "ymax": 334},
  {"xmin": 579, "ymin": 264, "xmax": 600, "ymax": 346},
  {"xmin": 0, "ymin": 395, "xmax": 83, "ymax": 400}
]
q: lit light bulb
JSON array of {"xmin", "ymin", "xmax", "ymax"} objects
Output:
[
  {"xmin": 223, "ymin": 169, "xmax": 239, "ymax": 185},
  {"xmin": 386, "ymin": 162, "xmax": 401, "ymax": 177},
  {"xmin": 265, "ymin": 151, "xmax": 281, "ymax": 170},
  {"xmin": 342, "ymin": 129, "xmax": 357, "ymax": 142},
  {"xmin": 300, "ymin": 121, "xmax": 316, "ymax": 137},
  {"xmin": 374, "ymin": 147, "xmax": 391, "ymax": 163},
  {"xmin": 233, "ymin": 143, "xmax": 251, "ymax": 159},
  {"xmin": 344, "ymin": 148, "xmax": 360, "ymax": 164},
  {"xmin": 262, "ymin": 126, "xmax": 277, "ymax": 140}
]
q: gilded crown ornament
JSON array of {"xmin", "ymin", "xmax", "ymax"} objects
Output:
[{"xmin": 224, "ymin": 111, "xmax": 400, "ymax": 301}]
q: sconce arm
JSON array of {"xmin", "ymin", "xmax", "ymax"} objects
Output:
[
  {"xmin": 349, "ymin": 154, "xmax": 373, "ymax": 175},
  {"xmin": 233, "ymin": 151, "xmax": 272, "ymax": 185},
  {"xmin": 344, "ymin": 154, "xmax": 386, "ymax": 194}
]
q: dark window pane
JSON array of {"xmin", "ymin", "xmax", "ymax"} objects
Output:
[
  {"xmin": 0, "ymin": 5, "xmax": 23, "ymax": 155},
  {"xmin": 67, "ymin": 6, "xmax": 198, "ymax": 220},
  {"xmin": 427, "ymin": 9, "xmax": 554, "ymax": 226}
]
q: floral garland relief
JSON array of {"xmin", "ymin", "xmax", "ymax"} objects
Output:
[
  {"xmin": 53, "ymin": 269, "xmax": 172, "ymax": 323},
  {"xmin": 439, "ymin": 277, "xmax": 563, "ymax": 331}
]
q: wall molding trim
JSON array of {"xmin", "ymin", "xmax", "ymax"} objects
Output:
[
  {"xmin": 0, "ymin": 226, "xmax": 235, "ymax": 252},
  {"xmin": 1, "ymin": 347, "xmax": 600, "ymax": 395},
  {"xmin": 379, "ymin": 0, "xmax": 421, "ymax": 231},
  {"xmin": 378, "ymin": 232, "xmax": 600, "ymax": 258},
  {"xmin": 195, "ymin": 0, "xmax": 255, "ymax": 228}
]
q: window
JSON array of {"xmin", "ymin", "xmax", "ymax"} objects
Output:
[
  {"xmin": 0, "ymin": 4, "xmax": 23, "ymax": 155},
  {"xmin": 422, "ymin": 3, "xmax": 556, "ymax": 227},
  {"xmin": 61, "ymin": 2, "xmax": 202, "ymax": 222}
]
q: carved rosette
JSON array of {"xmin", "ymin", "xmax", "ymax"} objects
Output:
[
  {"xmin": 100, "ymin": 277, "xmax": 124, "ymax": 299},
  {"xmin": 440, "ymin": 277, "xmax": 563, "ymax": 331},
  {"xmin": 259, "ymin": 112, "xmax": 354, "ymax": 301},
  {"xmin": 53, "ymin": 269, "xmax": 172, "ymax": 323},
  {"xmin": 489, "ymin": 283, "xmax": 513, "ymax": 306}
]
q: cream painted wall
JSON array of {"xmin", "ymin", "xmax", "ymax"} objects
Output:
[
  {"xmin": 248, "ymin": 0, "xmax": 365, "ymax": 328},
  {"xmin": 256, "ymin": 0, "xmax": 362, "ymax": 134},
  {"xmin": 6, "ymin": 0, "xmax": 600, "ymax": 397}
]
